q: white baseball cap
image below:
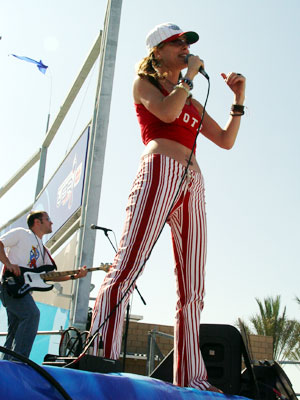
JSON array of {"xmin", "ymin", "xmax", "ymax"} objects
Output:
[{"xmin": 146, "ymin": 22, "xmax": 199, "ymax": 51}]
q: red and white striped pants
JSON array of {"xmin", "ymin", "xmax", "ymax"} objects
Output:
[{"xmin": 90, "ymin": 154, "xmax": 209, "ymax": 389}]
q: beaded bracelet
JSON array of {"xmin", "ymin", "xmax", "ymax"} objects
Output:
[
  {"xmin": 179, "ymin": 78, "xmax": 193, "ymax": 90},
  {"xmin": 174, "ymin": 83, "xmax": 190, "ymax": 96}
]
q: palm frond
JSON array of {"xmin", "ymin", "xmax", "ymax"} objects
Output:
[{"xmin": 241, "ymin": 295, "xmax": 300, "ymax": 361}]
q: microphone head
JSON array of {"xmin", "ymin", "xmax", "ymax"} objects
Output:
[
  {"xmin": 90, "ymin": 224, "xmax": 96, "ymax": 229},
  {"xmin": 184, "ymin": 54, "xmax": 193, "ymax": 64},
  {"xmin": 185, "ymin": 54, "xmax": 209, "ymax": 79}
]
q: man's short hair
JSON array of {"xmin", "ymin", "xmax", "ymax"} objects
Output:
[{"xmin": 27, "ymin": 210, "xmax": 45, "ymax": 229}]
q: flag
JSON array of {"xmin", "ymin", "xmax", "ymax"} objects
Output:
[{"xmin": 11, "ymin": 54, "xmax": 48, "ymax": 74}]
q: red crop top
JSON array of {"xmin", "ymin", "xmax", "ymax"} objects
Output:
[{"xmin": 135, "ymin": 86, "xmax": 201, "ymax": 153}]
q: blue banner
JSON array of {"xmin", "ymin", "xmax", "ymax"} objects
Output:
[
  {"xmin": 0, "ymin": 361, "xmax": 252, "ymax": 400},
  {"xmin": 34, "ymin": 126, "xmax": 89, "ymax": 240},
  {"xmin": 0, "ymin": 127, "xmax": 89, "ymax": 238}
]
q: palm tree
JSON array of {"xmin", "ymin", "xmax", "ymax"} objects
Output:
[
  {"xmin": 239, "ymin": 295, "xmax": 300, "ymax": 361},
  {"xmin": 293, "ymin": 296, "xmax": 300, "ymax": 360}
]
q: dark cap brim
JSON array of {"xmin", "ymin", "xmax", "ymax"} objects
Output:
[
  {"xmin": 180, "ymin": 31, "xmax": 199, "ymax": 44},
  {"xmin": 162, "ymin": 31, "xmax": 199, "ymax": 46}
]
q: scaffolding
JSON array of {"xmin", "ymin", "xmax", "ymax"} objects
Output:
[{"xmin": 0, "ymin": 0, "xmax": 123, "ymax": 331}]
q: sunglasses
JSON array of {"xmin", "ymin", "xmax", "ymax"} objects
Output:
[
  {"xmin": 158, "ymin": 38, "xmax": 190, "ymax": 49},
  {"xmin": 168, "ymin": 38, "xmax": 190, "ymax": 48}
]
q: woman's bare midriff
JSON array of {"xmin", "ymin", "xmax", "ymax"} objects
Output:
[{"xmin": 141, "ymin": 138, "xmax": 200, "ymax": 172}]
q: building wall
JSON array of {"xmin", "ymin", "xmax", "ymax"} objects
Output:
[
  {"xmin": 121, "ymin": 321, "xmax": 174, "ymax": 375},
  {"xmin": 248, "ymin": 334, "xmax": 273, "ymax": 361},
  {"xmin": 121, "ymin": 322, "xmax": 273, "ymax": 376}
]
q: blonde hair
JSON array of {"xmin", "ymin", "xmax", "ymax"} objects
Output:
[
  {"xmin": 136, "ymin": 46, "xmax": 166, "ymax": 81},
  {"xmin": 136, "ymin": 41, "xmax": 183, "ymax": 84}
]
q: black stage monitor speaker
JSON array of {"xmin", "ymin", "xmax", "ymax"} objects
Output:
[
  {"xmin": 150, "ymin": 349, "xmax": 174, "ymax": 383},
  {"xmin": 43, "ymin": 354, "xmax": 121, "ymax": 373},
  {"xmin": 151, "ymin": 324, "xmax": 245, "ymax": 394},
  {"xmin": 75, "ymin": 354, "xmax": 121, "ymax": 373},
  {"xmin": 200, "ymin": 324, "xmax": 242, "ymax": 394},
  {"xmin": 241, "ymin": 360, "xmax": 298, "ymax": 400}
]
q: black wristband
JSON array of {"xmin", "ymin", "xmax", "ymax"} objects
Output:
[
  {"xmin": 70, "ymin": 275, "xmax": 75, "ymax": 280},
  {"xmin": 179, "ymin": 78, "xmax": 193, "ymax": 90},
  {"xmin": 231, "ymin": 104, "xmax": 244, "ymax": 113}
]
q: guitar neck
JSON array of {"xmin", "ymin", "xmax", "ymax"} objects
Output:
[{"xmin": 42, "ymin": 265, "xmax": 111, "ymax": 281}]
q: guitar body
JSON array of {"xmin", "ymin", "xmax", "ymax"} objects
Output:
[
  {"xmin": 2, "ymin": 263, "xmax": 110, "ymax": 299},
  {"xmin": 3, "ymin": 265, "xmax": 56, "ymax": 298}
]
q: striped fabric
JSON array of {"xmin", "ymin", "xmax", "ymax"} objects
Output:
[{"xmin": 89, "ymin": 153, "xmax": 209, "ymax": 389}]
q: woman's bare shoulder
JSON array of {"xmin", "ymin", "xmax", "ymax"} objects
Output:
[{"xmin": 133, "ymin": 76, "xmax": 162, "ymax": 104}]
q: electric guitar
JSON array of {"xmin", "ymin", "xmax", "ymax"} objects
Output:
[{"xmin": 2, "ymin": 263, "xmax": 111, "ymax": 298}]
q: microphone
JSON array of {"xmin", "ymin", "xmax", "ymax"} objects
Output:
[
  {"xmin": 90, "ymin": 224, "xmax": 112, "ymax": 233},
  {"xmin": 185, "ymin": 54, "xmax": 209, "ymax": 80}
]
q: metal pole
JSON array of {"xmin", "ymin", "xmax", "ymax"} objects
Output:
[
  {"xmin": 70, "ymin": 0, "xmax": 123, "ymax": 330},
  {"xmin": 35, "ymin": 146, "xmax": 48, "ymax": 198},
  {"xmin": 148, "ymin": 328, "xmax": 157, "ymax": 375},
  {"xmin": 122, "ymin": 303, "xmax": 130, "ymax": 371},
  {"xmin": 35, "ymin": 113, "xmax": 50, "ymax": 198}
]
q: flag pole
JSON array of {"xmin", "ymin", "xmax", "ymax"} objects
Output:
[{"xmin": 35, "ymin": 68, "xmax": 52, "ymax": 198}]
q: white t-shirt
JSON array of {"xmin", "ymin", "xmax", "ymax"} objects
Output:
[{"xmin": 0, "ymin": 228, "xmax": 53, "ymax": 273}]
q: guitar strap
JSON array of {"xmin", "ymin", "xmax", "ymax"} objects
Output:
[{"xmin": 43, "ymin": 246, "xmax": 57, "ymax": 271}]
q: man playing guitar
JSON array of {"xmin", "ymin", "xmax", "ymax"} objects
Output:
[{"xmin": 0, "ymin": 210, "xmax": 87, "ymax": 360}]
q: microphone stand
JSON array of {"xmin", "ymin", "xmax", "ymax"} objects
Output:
[{"xmin": 98, "ymin": 229, "xmax": 146, "ymax": 372}]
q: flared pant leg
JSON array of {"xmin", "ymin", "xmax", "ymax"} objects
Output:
[
  {"xmin": 168, "ymin": 169, "xmax": 209, "ymax": 389},
  {"xmin": 89, "ymin": 154, "xmax": 187, "ymax": 359}
]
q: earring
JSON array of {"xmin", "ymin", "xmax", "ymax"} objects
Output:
[{"xmin": 153, "ymin": 57, "xmax": 161, "ymax": 67}]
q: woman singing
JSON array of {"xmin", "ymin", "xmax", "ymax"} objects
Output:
[{"xmin": 89, "ymin": 22, "xmax": 246, "ymax": 392}]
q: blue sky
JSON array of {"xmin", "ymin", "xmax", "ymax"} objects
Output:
[{"xmin": 0, "ymin": 0, "xmax": 299, "ymax": 390}]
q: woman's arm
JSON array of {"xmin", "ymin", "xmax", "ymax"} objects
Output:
[
  {"xmin": 133, "ymin": 57, "xmax": 201, "ymax": 123},
  {"xmin": 133, "ymin": 77, "xmax": 190, "ymax": 123},
  {"xmin": 193, "ymin": 72, "xmax": 246, "ymax": 150}
]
